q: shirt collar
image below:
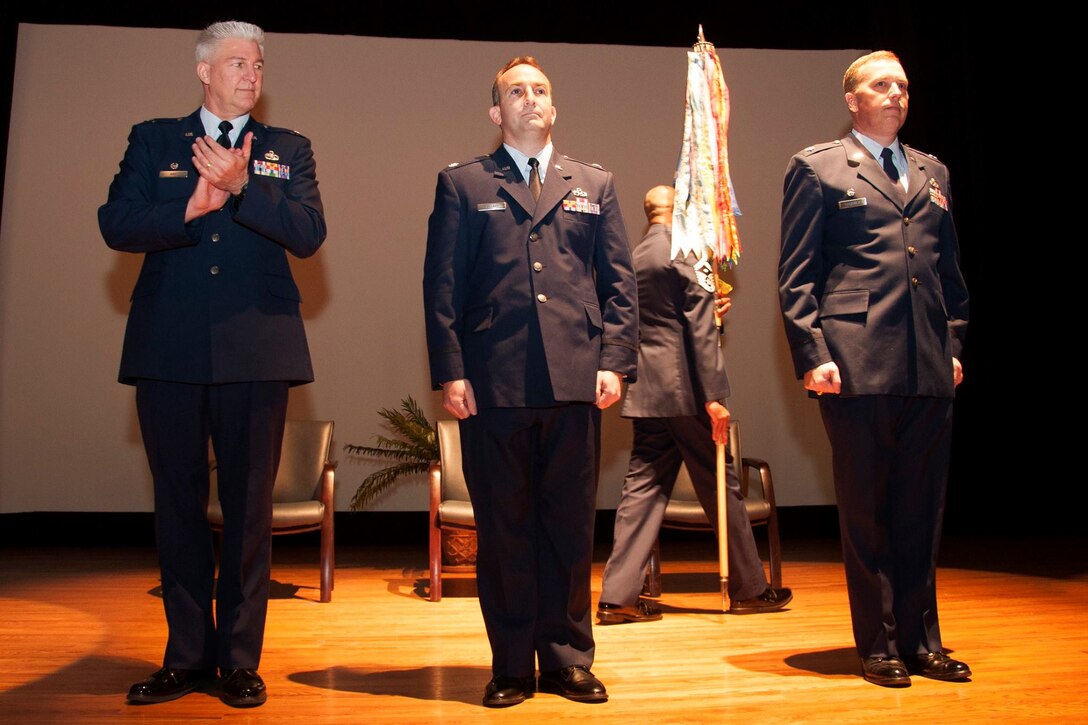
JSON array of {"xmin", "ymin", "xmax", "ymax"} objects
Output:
[
  {"xmin": 503, "ymin": 142, "xmax": 554, "ymax": 184},
  {"xmin": 200, "ymin": 107, "xmax": 250, "ymax": 146}
]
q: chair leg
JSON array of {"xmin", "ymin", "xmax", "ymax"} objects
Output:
[
  {"xmin": 320, "ymin": 517, "xmax": 334, "ymax": 603},
  {"xmin": 644, "ymin": 538, "xmax": 663, "ymax": 598},
  {"xmin": 768, "ymin": 517, "xmax": 782, "ymax": 589},
  {"xmin": 429, "ymin": 521, "xmax": 443, "ymax": 602}
]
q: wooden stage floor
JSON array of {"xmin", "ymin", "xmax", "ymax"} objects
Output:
[{"xmin": 1, "ymin": 537, "xmax": 1085, "ymax": 723}]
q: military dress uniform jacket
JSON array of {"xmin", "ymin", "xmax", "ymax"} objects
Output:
[
  {"xmin": 778, "ymin": 134, "xmax": 968, "ymax": 397},
  {"xmin": 99, "ymin": 109, "xmax": 326, "ymax": 386},
  {"xmin": 622, "ymin": 223, "xmax": 729, "ymax": 418},
  {"xmin": 423, "ymin": 146, "xmax": 638, "ymax": 407}
]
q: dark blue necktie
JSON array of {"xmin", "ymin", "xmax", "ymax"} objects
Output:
[
  {"xmin": 217, "ymin": 120, "xmax": 233, "ymax": 149},
  {"xmin": 880, "ymin": 147, "xmax": 899, "ymax": 184}
]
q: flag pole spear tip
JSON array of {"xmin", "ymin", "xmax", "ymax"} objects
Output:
[{"xmin": 698, "ymin": 24, "xmax": 705, "ymax": 43}]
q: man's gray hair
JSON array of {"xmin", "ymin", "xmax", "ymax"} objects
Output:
[{"xmin": 196, "ymin": 21, "xmax": 265, "ymax": 63}]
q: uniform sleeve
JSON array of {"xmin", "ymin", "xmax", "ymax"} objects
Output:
[
  {"xmin": 98, "ymin": 123, "xmax": 201, "ymax": 253},
  {"xmin": 936, "ymin": 172, "xmax": 969, "ymax": 358},
  {"xmin": 778, "ymin": 154, "xmax": 833, "ymax": 377},
  {"xmin": 677, "ymin": 261, "xmax": 730, "ymax": 403},
  {"xmin": 233, "ymin": 134, "xmax": 326, "ymax": 259},
  {"xmin": 592, "ymin": 173, "xmax": 639, "ymax": 381},
  {"xmin": 422, "ymin": 170, "xmax": 468, "ymax": 389}
]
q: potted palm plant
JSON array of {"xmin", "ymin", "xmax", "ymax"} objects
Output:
[{"xmin": 344, "ymin": 397, "xmax": 476, "ymax": 566}]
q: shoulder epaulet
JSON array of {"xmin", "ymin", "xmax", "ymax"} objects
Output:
[
  {"xmin": 444, "ymin": 155, "xmax": 490, "ymax": 170},
  {"xmin": 561, "ymin": 155, "xmax": 608, "ymax": 171},
  {"xmin": 139, "ymin": 117, "xmax": 186, "ymax": 126},
  {"xmin": 800, "ymin": 140, "xmax": 842, "ymax": 157},
  {"xmin": 903, "ymin": 144, "xmax": 939, "ymax": 162},
  {"xmin": 259, "ymin": 124, "xmax": 307, "ymax": 139}
]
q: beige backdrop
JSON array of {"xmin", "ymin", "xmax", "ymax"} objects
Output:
[{"xmin": 0, "ymin": 24, "xmax": 861, "ymax": 512}]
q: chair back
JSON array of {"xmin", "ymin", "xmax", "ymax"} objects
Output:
[
  {"xmin": 436, "ymin": 420, "xmax": 471, "ymax": 502},
  {"xmin": 272, "ymin": 420, "xmax": 334, "ymax": 503}
]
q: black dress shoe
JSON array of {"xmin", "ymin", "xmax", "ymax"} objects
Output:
[
  {"xmin": 597, "ymin": 598, "xmax": 662, "ymax": 624},
  {"xmin": 728, "ymin": 587, "xmax": 793, "ymax": 614},
  {"xmin": 127, "ymin": 667, "xmax": 216, "ymax": 704},
  {"xmin": 482, "ymin": 675, "xmax": 535, "ymax": 707},
  {"xmin": 906, "ymin": 652, "xmax": 972, "ymax": 681},
  {"xmin": 861, "ymin": 656, "xmax": 911, "ymax": 687},
  {"xmin": 220, "ymin": 668, "xmax": 267, "ymax": 707},
  {"xmin": 538, "ymin": 665, "xmax": 608, "ymax": 703}
]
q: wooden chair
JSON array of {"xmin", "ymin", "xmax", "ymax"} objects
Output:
[
  {"xmin": 427, "ymin": 419, "xmax": 477, "ymax": 601},
  {"xmin": 644, "ymin": 420, "xmax": 782, "ymax": 596},
  {"xmin": 208, "ymin": 419, "xmax": 337, "ymax": 602}
]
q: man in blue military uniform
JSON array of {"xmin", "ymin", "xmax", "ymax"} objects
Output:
[
  {"xmin": 779, "ymin": 51, "xmax": 970, "ymax": 687},
  {"xmin": 423, "ymin": 57, "xmax": 637, "ymax": 707},
  {"xmin": 100, "ymin": 20, "xmax": 325, "ymax": 707}
]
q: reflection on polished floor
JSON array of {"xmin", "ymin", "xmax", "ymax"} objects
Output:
[{"xmin": 1, "ymin": 537, "xmax": 1085, "ymax": 723}]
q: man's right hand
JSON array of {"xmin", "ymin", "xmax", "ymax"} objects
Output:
[
  {"xmin": 184, "ymin": 176, "xmax": 230, "ymax": 222},
  {"xmin": 803, "ymin": 361, "xmax": 842, "ymax": 395},
  {"xmin": 441, "ymin": 379, "xmax": 477, "ymax": 419}
]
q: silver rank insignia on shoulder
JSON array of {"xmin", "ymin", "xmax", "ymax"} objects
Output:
[
  {"xmin": 477, "ymin": 202, "xmax": 506, "ymax": 212},
  {"xmin": 448, "ymin": 162, "xmax": 459, "ymax": 168},
  {"xmin": 693, "ymin": 254, "xmax": 716, "ymax": 294},
  {"xmin": 571, "ymin": 187, "xmax": 588, "ymax": 198},
  {"xmin": 264, "ymin": 150, "xmax": 280, "ymax": 162}
]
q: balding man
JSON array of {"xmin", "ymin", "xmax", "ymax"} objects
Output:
[
  {"xmin": 598, "ymin": 185, "xmax": 791, "ymax": 625},
  {"xmin": 779, "ymin": 51, "xmax": 970, "ymax": 687}
]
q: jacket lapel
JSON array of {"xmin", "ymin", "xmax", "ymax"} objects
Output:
[
  {"xmin": 532, "ymin": 151, "xmax": 574, "ymax": 229},
  {"xmin": 842, "ymin": 134, "xmax": 905, "ymax": 212},
  {"xmin": 902, "ymin": 145, "xmax": 930, "ymax": 212},
  {"xmin": 491, "ymin": 146, "xmax": 535, "ymax": 218}
]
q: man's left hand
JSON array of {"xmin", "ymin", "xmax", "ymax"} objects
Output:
[
  {"xmin": 192, "ymin": 131, "xmax": 253, "ymax": 195},
  {"xmin": 595, "ymin": 370, "xmax": 623, "ymax": 409}
]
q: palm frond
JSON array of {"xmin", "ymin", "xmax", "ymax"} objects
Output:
[
  {"xmin": 344, "ymin": 395, "xmax": 440, "ymax": 510},
  {"xmin": 349, "ymin": 460, "xmax": 431, "ymax": 510}
]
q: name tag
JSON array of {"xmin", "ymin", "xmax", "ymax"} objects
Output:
[
  {"xmin": 838, "ymin": 198, "xmax": 867, "ymax": 209},
  {"xmin": 159, "ymin": 170, "xmax": 188, "ymax": 178},
  {"xmin": 477, "ymin": 202, "xmax": 506, "ymax": 212}
]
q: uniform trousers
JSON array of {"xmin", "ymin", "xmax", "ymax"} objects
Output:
[{"xmin": 135, "ymin": 379, "xmax": 288, "ymax": 670}]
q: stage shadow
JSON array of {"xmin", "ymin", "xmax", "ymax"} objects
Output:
[
  {"xmin": 290, "ymin": 665, "xmax": 486, "ymax": 704},
  {"xmin": 382, "ymin": 571, "xmax": 479, "ymax": 601},
  {"xmin": 147, "ymin": 579, "xmax": 308, "ymax": 600},
  {"xmin": 0, "ymin": 654, "xmax": 211, "ymax": 699},
  {"xmin": 782, "ymin": 647, "xmax": 859, "ymax": 678}
]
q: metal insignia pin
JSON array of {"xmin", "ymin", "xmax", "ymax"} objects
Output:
[
  {"xmin": 170, "ymin": 162, "xmax": 179, "ymax": 170},
  {"xmin": 846, "ymin": 188, "xmax": 855, "ymax": 197},
  {"xmin": 264, "ymin": 150, "xmax": 280, "ymax": 162},
  {"xmin": 572, "ymin": 187, "xmax": 588, "ymax": 198}
]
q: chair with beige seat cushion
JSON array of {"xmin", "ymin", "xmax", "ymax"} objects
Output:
[{"xmin": 208, "ymin": 419, "xmax": 336, "ymax": 602}]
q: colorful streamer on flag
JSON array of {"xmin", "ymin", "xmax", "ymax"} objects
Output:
[{"xmin": 672, "ymin": 40, "xmax": 741, "ymax": 284}]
